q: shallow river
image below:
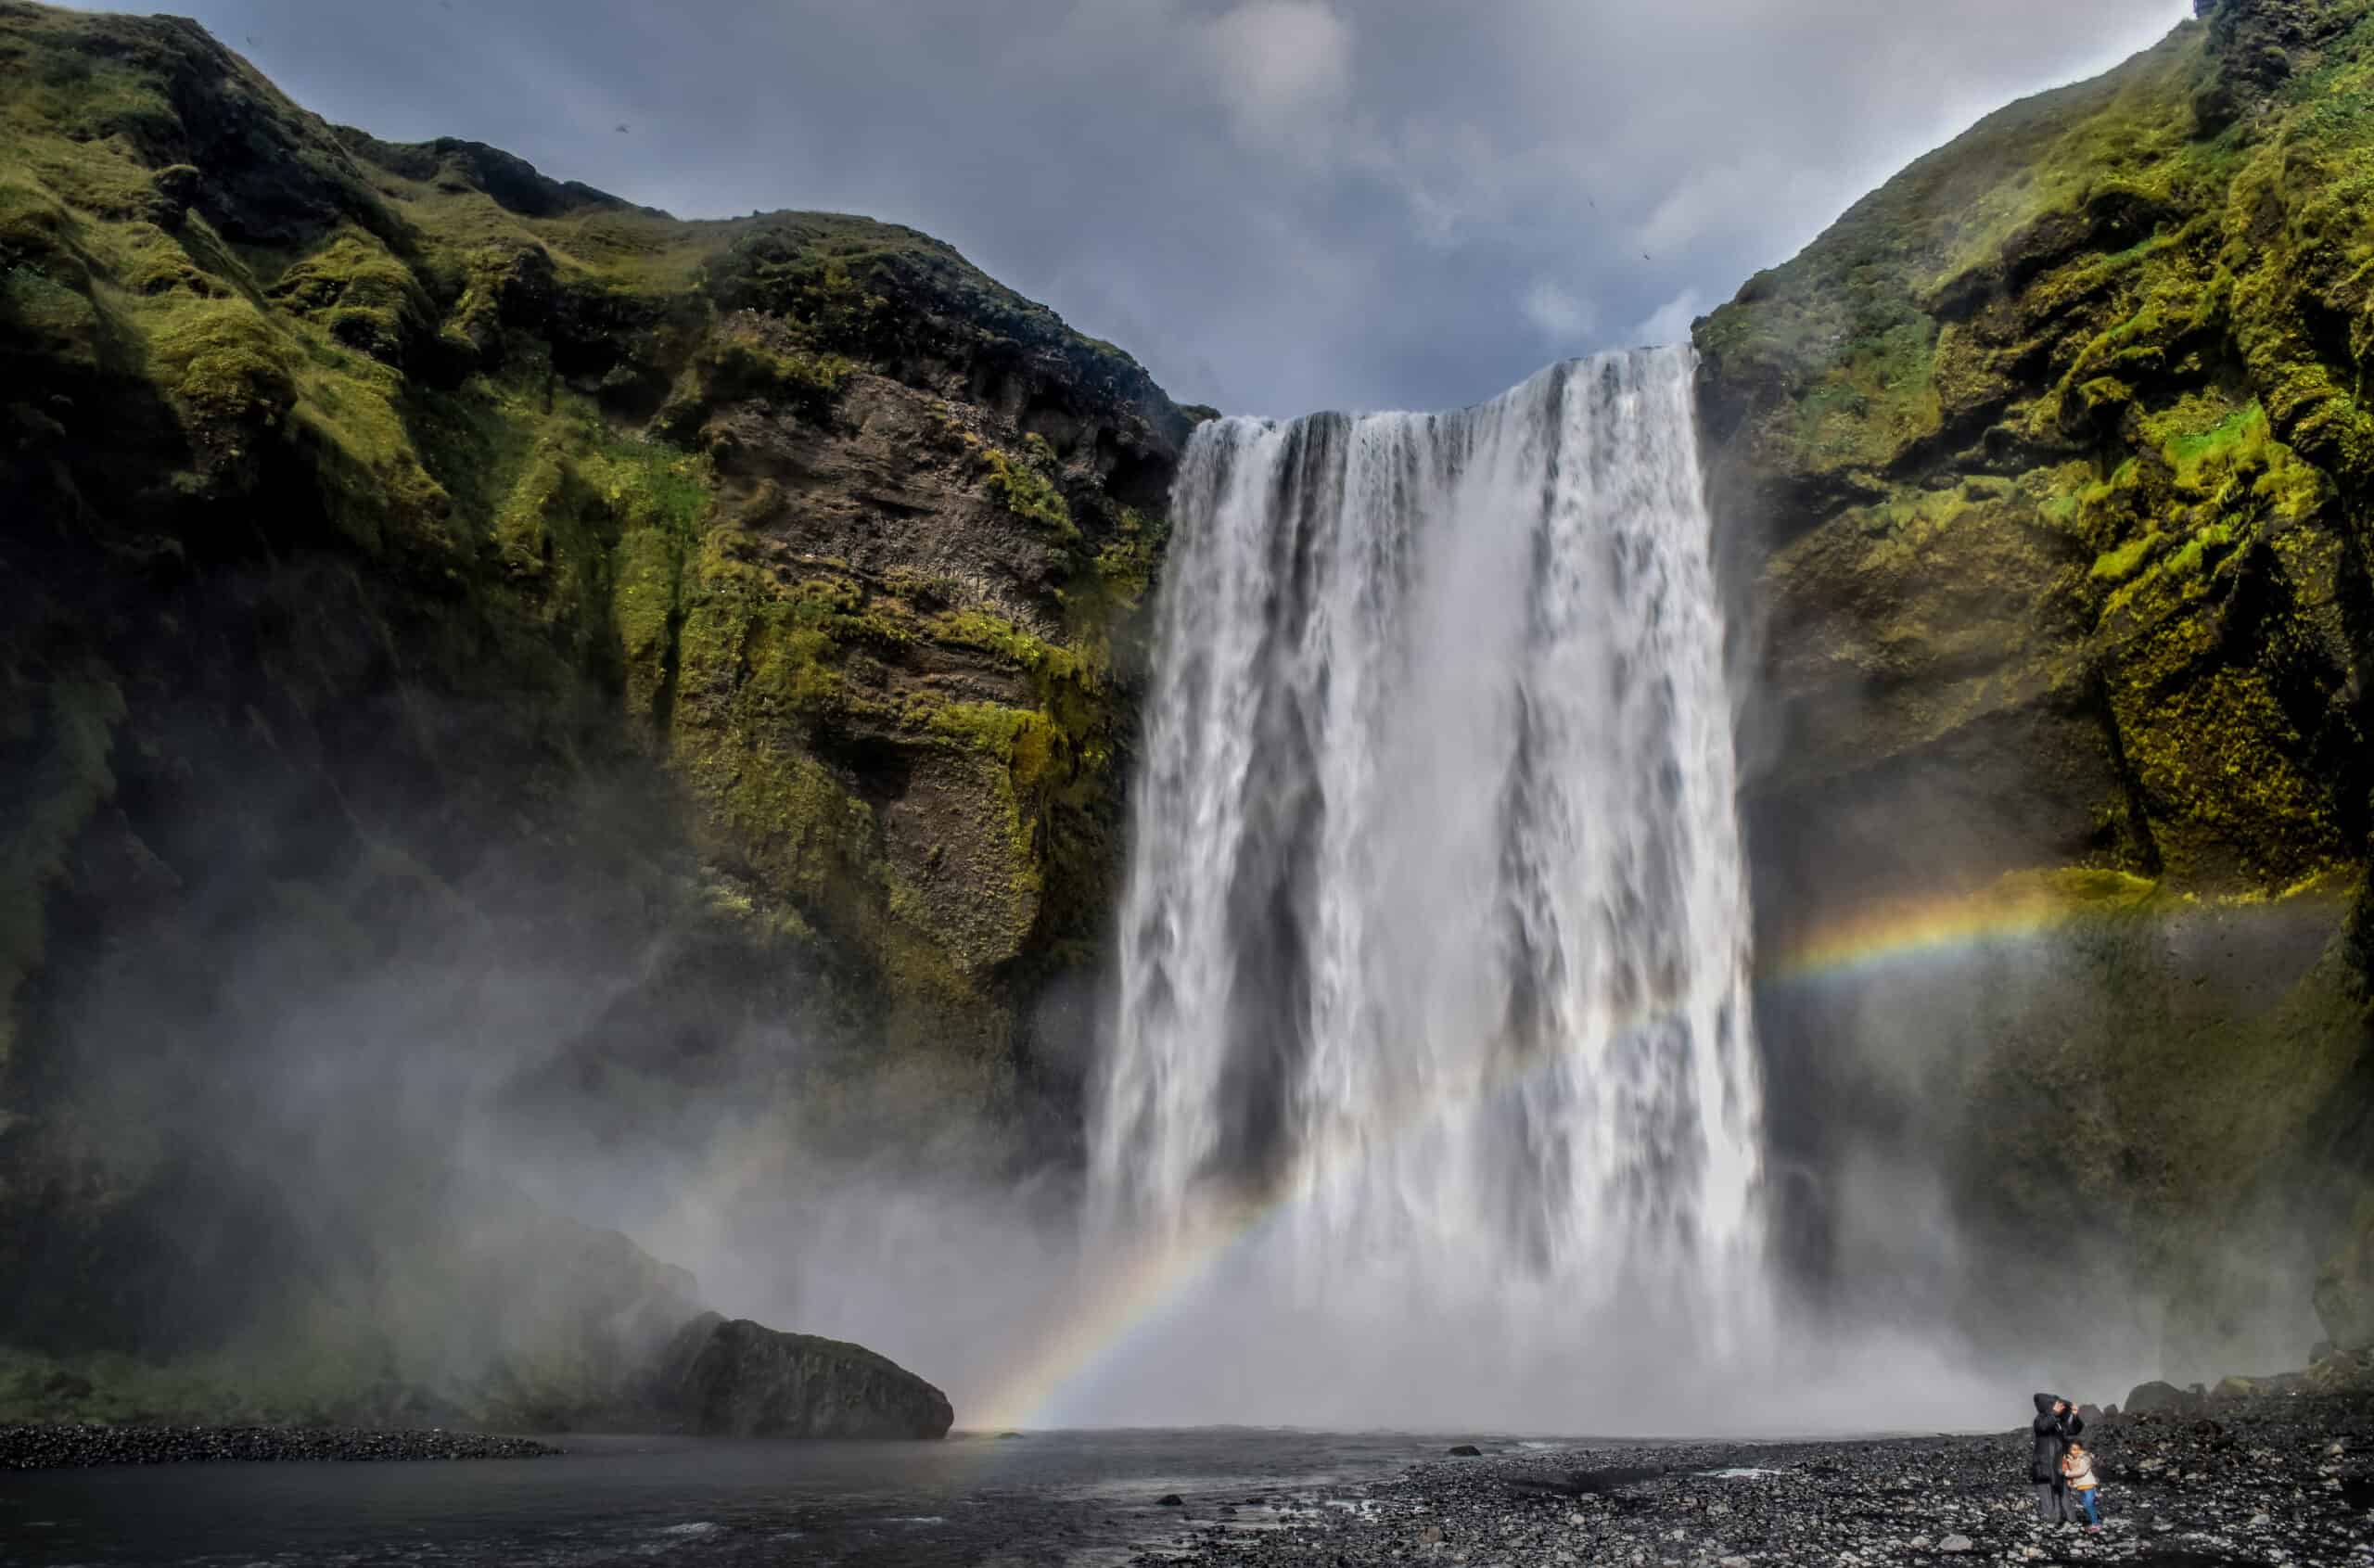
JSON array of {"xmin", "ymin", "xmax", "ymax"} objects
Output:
[{"xmin": 1, "ymin": 1428, "xmax": 1529, "ymax": 1566}]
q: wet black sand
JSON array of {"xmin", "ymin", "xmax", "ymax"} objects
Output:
[
  {"xmin": 5, "ymin": 1403, "xmax": 2370, "ymax": 1565},
  {"xmin": 1125, "ymin": 1396, "xmax": 2374, "ymax": 1566}
]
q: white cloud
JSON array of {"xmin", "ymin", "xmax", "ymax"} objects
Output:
[
  {"xmin": 1522, "ymin": 278, "xmax": 1598, "ymax": 342},
  {"xmin": 134, "ymin": 0, "xmax": 2194, "ymax": 414},
  {"xmin": 1204, "ymin": 0, "xmax": 1354, "ymax": 151},
  {"xmin": 1634, "ymin": 287, "xmax": 1707, "ymax": 350}
]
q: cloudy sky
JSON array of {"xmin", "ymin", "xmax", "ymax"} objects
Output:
[{"xmin": 115, "ymin": 0, "xmax": 2189, "ymax": 415}]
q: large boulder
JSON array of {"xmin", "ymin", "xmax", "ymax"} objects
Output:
[
  {"xmin": 2125, "ymin": 1380, "xmax": 2202, "ymax": 1416},
  {"xmin": 647, "ymin": 1313, "xmax": 952, "ymax": 1438},
  {"xmin": 2303, "ymin": 1346, "xmax": 2374, "ymax": 1393}
]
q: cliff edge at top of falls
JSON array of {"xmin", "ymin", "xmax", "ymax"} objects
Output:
[
  {"xmin": 1694, "ymin": 0, "xmax": 2374, "ymax": 1376},
  {"xmin": 0, "ymin": 0, "xmax": 1191, "ymax": 1421}
]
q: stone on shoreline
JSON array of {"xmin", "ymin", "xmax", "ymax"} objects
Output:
[
  {"xmin": 1117, "ymin": 1391, "xmax": 2374, "ymax": 1567},
  {"xmin": 645, "ymin": 1313, "xmax": 953, "ymax": 1439}
]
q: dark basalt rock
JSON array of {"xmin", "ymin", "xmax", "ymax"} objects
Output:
[
  {"xmin": 2127, "ymin": 1380, "xmax": 2202, "ymax": 1415},
  {"xmin": 645, "ymin": 1313, "xmax": 953, "ymax": 1439}
]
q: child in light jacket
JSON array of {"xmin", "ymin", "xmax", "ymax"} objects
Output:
[{"xmin": 2061, "ymin": 1441, "xmax": 2103, "ymax": 1528}]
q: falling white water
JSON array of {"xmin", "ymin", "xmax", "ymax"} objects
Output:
[{"xmin": 1080, "ymin": 350, "xmax": 1766, "ymax": 1425}]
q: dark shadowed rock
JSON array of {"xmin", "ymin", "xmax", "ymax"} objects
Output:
[
  {"xmin": 1447, "ymin": 1444, "xmax": 1483, "ymax": 1457},
  {"xmin": 2306, "ymin": 1348, "xmax": 2374, "ymax": 1393},
  {"xmin": 2127, "ymin": 1380, "xmax": 2201, "ymax": 1415},
  {"xmin": 2320, "ymin": 1204, "xmax": 2374, "ymax": 1351},
  {"xmin": 645, "ymin": 1313, "xmax": 952, "ymax": 1439},
  {"xmin": 1506, "ymin": 1463, "xmax": 1667, "ymax": 1498}
]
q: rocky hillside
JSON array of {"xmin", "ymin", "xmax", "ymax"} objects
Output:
[
  {"xmin": 1698, "ymin": 0, "xmax": 2374, "ymax": 1376},
  {"xmin": 0, "ymin": 0, "xmax": 1186, "ymax": 1410}
]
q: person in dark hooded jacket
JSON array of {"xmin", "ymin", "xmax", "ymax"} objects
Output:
[{"xmin": 2030, "ymin": 1392, "xmax": 2085, "ymax": 1523}]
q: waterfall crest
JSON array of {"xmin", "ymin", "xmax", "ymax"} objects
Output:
[{"xmin": 1090, "ymin": 350, "xmax": 1763, "ymax": 1377}]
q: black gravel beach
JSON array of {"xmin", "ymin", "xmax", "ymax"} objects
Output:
[
  {"xmin": 5, "ymin": 1409, "xmax": 2371, "ymax": 1566},
  {"xmin": 1122, "ymin": 1396, "xmax": 2374, "ymax": 1567},
  {"xmin": 0, "ymin": 1423, "xmax": 560, "ymax": 1470}
]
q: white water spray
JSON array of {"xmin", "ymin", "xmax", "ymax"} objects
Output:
[{"xmin": 1079, "ymin": 350, "xmax": 1766, "ymax": 1426}]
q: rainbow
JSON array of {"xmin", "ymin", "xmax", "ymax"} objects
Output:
[
  {"xmin": 966, "ymin": 1205, "xmax": 1282, "ymax": 1433},
  {"xmin": 1760, "ymin": 870, "xmax": 2153, "ymax": 988},
  {"xmin": 958, "ymin": 870, "xmax": 2350, "ymax": 1432},
  {"xmin": 1764, "ymin": 866, "xmax": 2354, "ymax": 988}
]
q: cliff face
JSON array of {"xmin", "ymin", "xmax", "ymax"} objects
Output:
[
  {"xmin": 16, "ymin": 0, "xmax": 2374, "ymax": 1413},
  {"xmin": 1699, "ymin": 0, "xmax": 2374, "ymax": 1374},
  {"xmin": 0, "ymin": 0, "xmax": 1183, "ymax": 1402}
]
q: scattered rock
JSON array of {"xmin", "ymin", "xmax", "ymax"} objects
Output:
[
  {"xmin": 1157, "ymin": 1494, "xmax": 1184, "ymax": 1507},
  {"xmin": 0, "ymin": 1423, "xmax": 558, "ymax": 1470},
  {"xmin": 1108, "ymin": 1391, "xmax": 2374, "ymax": 1566}
]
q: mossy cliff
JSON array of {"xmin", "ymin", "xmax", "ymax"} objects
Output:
[
  {"xmin": 1699, "ymin": 0, "xmax": 2374, "ymax": 1373},
  {"xmin": 0, "ymin": 0, "xmax": 1185, "ymax": 1409}
]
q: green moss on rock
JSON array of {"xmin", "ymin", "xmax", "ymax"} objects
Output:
[
  {"xmin": 1703, "ymin": 0, "xmax": 2374, "ymax": 899},
  {"xmin": 0, "ymin": 0, "xmax": 1186, "ymax": 1389}
]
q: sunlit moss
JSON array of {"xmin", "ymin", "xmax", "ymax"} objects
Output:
[
  {"xmin": 978, "ymin": 440, "xmax": 1076, "ymax": 541},
  {"xmin": 1700, "ymin": 1, "xmax": 2374, "ymax": 892},
  {"xmin": 0, "ymin": 0, "xmax": 1177, "ymax": 1147},
  {"xmin": 147, "ymin": 298, "xmax": 298, "ymax": 433},
  {"xmin": 2089, "ymin": 530, "xmax": 2161, "ymax": 583},
  {"xmin": 264, "ymin": 227, "xmax": 434, "ymax": 365}
]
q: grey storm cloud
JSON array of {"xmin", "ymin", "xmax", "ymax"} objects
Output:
[{"xmin": 114, "ymin": 0, "xmax": 2189, "ymax": 415}]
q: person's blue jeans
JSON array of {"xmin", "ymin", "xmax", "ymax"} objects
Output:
[{"xmin": 2074, "ymin": 1488, "xmax": 2101, "ymax": 1525}]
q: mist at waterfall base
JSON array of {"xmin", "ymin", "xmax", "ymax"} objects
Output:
[
  {"xmin": 1035, "ymin": 345, "xmax": 2304, "ymax": 1435},
  {"xmin": 1044, "ymin": 349, "xmax": 1972, "ymax": 1435},
  {"xmin": 17, "ymin": 352, "xmax": 2291, "ymax": 1443},
  {"xmin": 11, "ymin": 801, "xmax": 1028, "ymax": 1402}
]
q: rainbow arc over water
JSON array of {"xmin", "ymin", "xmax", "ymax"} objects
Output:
[{"xmin": 967, "ymin": 869, "xmax": 2342, "ymax": 1431}]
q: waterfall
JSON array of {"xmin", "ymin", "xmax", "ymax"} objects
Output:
[{"xmin": 1086, "ymin": 351, "xmax": 1763, "ymax": 1415}]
